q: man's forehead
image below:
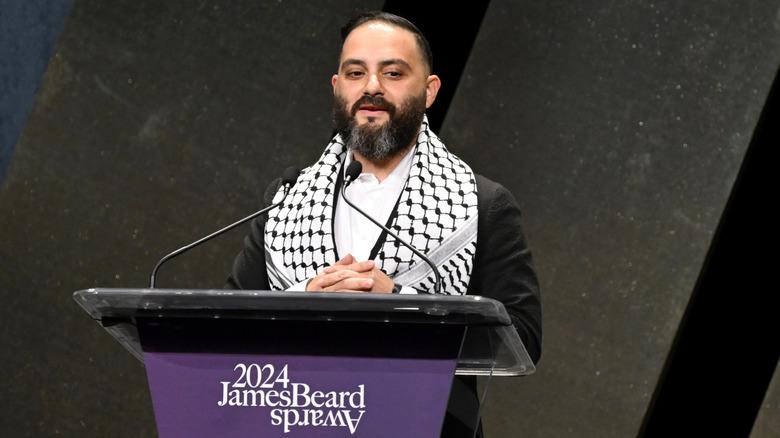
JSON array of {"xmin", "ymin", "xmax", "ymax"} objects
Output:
[{"xmin": 340, "ymin": 22, "xmax": 420, "ymax": 66}]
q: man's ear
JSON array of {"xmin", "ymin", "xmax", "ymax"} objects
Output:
[
  {"xmin": 425, "ymin": 75, "xmax": 441, "ymax": 108},
  {"xmin": 332, "ymin": 74, "xmax": 339, "ymax": 94}
]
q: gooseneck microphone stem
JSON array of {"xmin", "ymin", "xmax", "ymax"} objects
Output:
[
  {"xmin": 149, "ymin": 167, "xmax": 300, "ymax": 288},
  {"xmin": 341, "ymin": 161, "xmax": 443, "ymax": 294}
]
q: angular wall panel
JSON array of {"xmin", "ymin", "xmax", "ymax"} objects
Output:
[
  {"xmin": 0, "ymin": 1, "xmax": 381, "ymax": 435},
  {"xmin": 751, "ymin": 362, "xmax": 780, "ymax": 438},
  {"xmin": 439, "ymin": 0, "xmax": 780, "ymax": 436}
]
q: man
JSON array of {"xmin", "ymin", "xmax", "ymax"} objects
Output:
[{"xmin": 227, "ymin": 11, "xmax": 541, "ymax": 436}]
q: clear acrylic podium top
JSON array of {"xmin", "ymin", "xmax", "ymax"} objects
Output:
[{"xmin": 73, "ymin": 288, "xmax": 536, "ymax": 376}]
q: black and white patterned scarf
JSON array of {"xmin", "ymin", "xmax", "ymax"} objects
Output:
[{"xmin": 264, "ymin": 117, "xmax": 478, "ymax": 295}]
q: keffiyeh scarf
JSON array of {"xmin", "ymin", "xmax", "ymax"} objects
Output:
[{"xmin": 264, "ymin": 117, "xmax": 478, "ymax": 295}]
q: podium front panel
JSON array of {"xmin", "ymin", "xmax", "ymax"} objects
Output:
[{"xmin": 138, "ymin": 318, "xmax": 463, "ymax": 437}]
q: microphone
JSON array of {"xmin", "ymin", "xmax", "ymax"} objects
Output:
[
  {"xmin": 149, "ymin": 166, "xmax": 300, "ymax": 288},
  {"xmin": 341, "ymin": 160, "xmax": 443, "ymax": 294}
]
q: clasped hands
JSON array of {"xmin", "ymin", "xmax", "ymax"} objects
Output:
[{"xmin": 305, "ymin": 254, "xmax": 394, "ymax": 293}]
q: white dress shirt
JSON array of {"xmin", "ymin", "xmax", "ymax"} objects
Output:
[
  {"xmin": 334, "ymin": 148, "xmax": 414, "ymax": 261},
  {"xmin": 288, "ymin": 146, "xmax": 416, "ymax": 293}
]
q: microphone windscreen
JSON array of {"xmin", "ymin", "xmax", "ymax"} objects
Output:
[
  {"xmin": 281, "ymin": 167, "xmax": 300, "ymax": 186},
  {"xmin": 345, "ymin": 160, "xmax": 362, "ymax": 181}
]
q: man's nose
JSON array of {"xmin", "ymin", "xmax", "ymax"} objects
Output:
[{"xmin": 364, "ymin": 74, "xmax": 383, "ymax": 95}]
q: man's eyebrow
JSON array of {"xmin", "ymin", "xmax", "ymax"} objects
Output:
[
  {"xmin": 340, "ymin": 59, "xmax": 366, "ymax": 71},
  {"xmin": 379, "ymin": 58, "xmax": 412, "ymax": 70},
  {"xmin": 340, "ymin": 58, "xmax": 413, "ymax": 71}
]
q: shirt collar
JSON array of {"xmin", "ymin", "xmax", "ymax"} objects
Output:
[{"xmin": 344, "ymin": 144, "xmax": 416, "ymax": 185}]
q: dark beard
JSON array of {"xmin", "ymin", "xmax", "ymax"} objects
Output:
[{"xmin": 332, "ymin": 92, "xmax": 427, "ymax": 160}]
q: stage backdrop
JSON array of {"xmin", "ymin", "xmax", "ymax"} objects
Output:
[
  {"xmin": 1, "ymin": 0, "xmax": 778, "ymax": 437},
  {"xmin": 441, "ymin": 0, "xmax": 779, "ymax": 436}
]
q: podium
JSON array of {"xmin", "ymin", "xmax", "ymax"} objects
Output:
[{"xmin": 74, "ymin": 288, "xmax": 535, "ymax": 437}]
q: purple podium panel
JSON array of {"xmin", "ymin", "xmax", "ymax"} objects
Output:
[
  {"xmin": 137, "ymin": 317, "xmax": 465, "ymax": 438},
  {"xmin": 143, "ymin": 352, "xmax": 457, "ymax": 437}
]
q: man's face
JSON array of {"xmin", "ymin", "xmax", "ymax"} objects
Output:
[{"xmin": 331, "ymin": 22, "xmax": 440, "ymax": 159}]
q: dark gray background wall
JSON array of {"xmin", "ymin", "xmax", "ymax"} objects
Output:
[
  {"xmin": 0, "ymin": 0, "xmax": 72, "ymax": 180},
  {"xmin": 1, "ymin": 0, "xmax": 778, "ymax": 436}
]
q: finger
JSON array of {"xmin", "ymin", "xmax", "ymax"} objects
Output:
[
  {"xmin": 335, "ymin": 254, "xmax": 355, "ymax": 265},
  {"xmin": 321, "ymin": 254, "xmax": 356, "ymax": 273},
  {"xmin": 323, "ymin": 259, "xmax": 374, "ymax": 274},
  {"xmin": 317, "ymin": 269, "xmax": 363, "ymax": 287},
  {"xmin": 319, "ymin": 277, "xmax": 374, "ymax": 291}
]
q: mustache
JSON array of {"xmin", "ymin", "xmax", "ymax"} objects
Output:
[{"xmin": 350, "ymin": 95, "xmax": 397, "ymax": 116}]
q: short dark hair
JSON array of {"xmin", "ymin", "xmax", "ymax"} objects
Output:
[{"xmin": 339, "ymin": 11, "xmax": 434, "ymax": 75}]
